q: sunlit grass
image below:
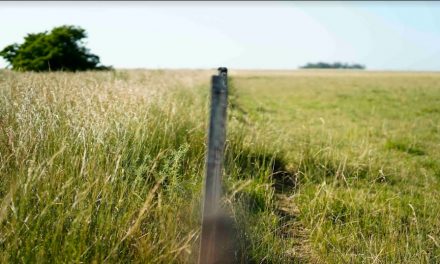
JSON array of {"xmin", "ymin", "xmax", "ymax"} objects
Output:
[
  {"xmin": 1, "ymin": 69, "xmax": 439, "ymax": 263},
  {"xmin": 232, "ymin": 70, "xmax": 440, "ymax": 263},
  {"xmin": 0, "ymin": 69, "xmax": 295, "ymax": 263}
]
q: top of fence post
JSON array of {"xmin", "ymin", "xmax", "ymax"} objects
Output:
[
  {"xmin": 217, "ymin": 67, "xmax": 228, "ymax": 87},
  {"xmin": 217, "ymin": 67, "xmax": 227, "ymax": 76}
]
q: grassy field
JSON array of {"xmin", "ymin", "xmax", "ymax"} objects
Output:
[{"xmin": 0, "ymin": 69, "xmax": 439, "ymax": 263}]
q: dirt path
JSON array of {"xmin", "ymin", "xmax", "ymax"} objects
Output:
[
  {"xmin": 229, "ymin": 76, "xmax": 320, "ymax": 263},
  {"xmin": 275, "ymin": 193, "xmax": 320, "ymax": 263}
]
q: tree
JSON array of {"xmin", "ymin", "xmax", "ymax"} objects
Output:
[{"xmin": 0, "ymin": 25, "xmax": 111, "ymax": 71}]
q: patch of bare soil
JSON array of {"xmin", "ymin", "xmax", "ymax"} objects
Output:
[{"xmin": 275, "ymin": 193, "xmax": 322, "ymax": 263}]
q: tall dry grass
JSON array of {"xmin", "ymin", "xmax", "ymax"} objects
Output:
[{"xmin": 0, "ymin": 70, "xmax": 295, "ymax": 263}]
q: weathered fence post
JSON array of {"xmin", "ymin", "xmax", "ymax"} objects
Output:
[{"xmin": 198, "ymin": 67, "xmax": 229, "ymax": 264}]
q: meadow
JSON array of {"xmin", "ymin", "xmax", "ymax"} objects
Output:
[{"xmin": 0, "ymin": 69, "xmax": 439, "ymax": 263}]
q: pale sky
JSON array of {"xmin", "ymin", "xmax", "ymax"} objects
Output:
[{"xmin": 1, "ymin": 1, "xmax": 440, "ymax": 71}]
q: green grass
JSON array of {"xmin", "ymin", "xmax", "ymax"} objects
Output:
[
  {"xmin": 232, "ymin": 70, "xmax": 440, "ymax": 263},
  {"xmin": 0, "ymin": 69, "xmax": 439, "ymax": 263}
]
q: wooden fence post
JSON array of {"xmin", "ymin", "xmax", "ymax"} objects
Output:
[{"xmin": 198, "ymin": 67, "xmax": 229, "ymax": 264}]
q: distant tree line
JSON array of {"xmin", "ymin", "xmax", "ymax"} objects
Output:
[
  {"xmin": 300, "ymin": 62, "xmax": 365, "ymax": 70},
  {"xmin": 0, "ymin": 25, "xmax": 111, "ymax": 72}
]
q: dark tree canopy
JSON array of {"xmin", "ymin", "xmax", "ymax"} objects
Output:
[
  {"xmin": 0, "ymin": 25, "xmax": 111, "ymax": 72},
  {"xmin": 300, "ymin": 62, "xmax": 365, "ymax": 70}
]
